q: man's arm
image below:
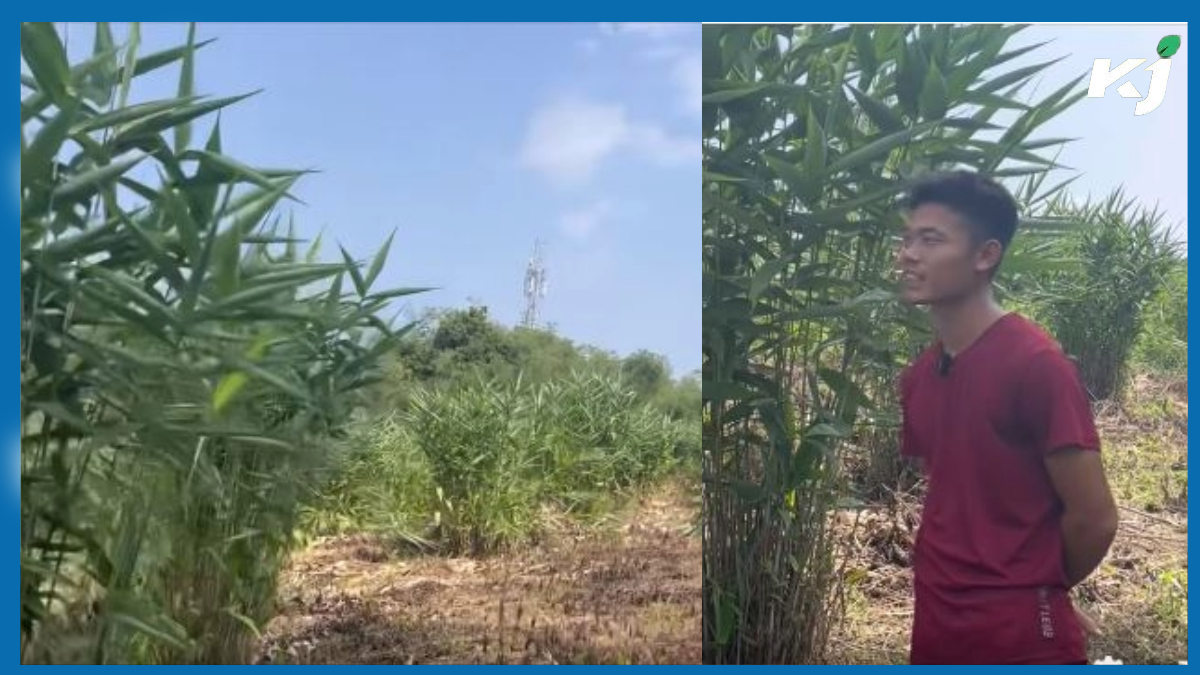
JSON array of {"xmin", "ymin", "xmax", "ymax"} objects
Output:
[
  {"xmin": 898, "ymin": 367, "xmax": 923, "ymax": 474},
  {"xmin": 1043, "ymin": 447, "xmax": 1119, "ymax": 588}
]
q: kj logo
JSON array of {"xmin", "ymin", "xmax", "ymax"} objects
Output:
[{"xmin": 1087, "ymin": 35, "xmax": 1181, "ymax": 116}]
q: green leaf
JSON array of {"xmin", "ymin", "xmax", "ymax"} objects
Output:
[
  {"xmin": 212, "ymin": 230, "xmax": 243, "ymax": 298},
  {"xmin": 159, "ymin": 185, "xmax": 201, "ymax": 259},
  {"xmin": 991, "ymin": 165, "xmax": 1054, "ymax": 178},
  {"xmin": 212, "ymin": 372, "xmax": 249, "ymax": 414},
  {"xmin": 962, "ymin": 90, "xmax": 1033, "ymax": 112},
  {"xmin": 95, "ymin": 22, "xmax": 115, "ymax": 60},
  {"xmin": 749, "ymin": 257, "xmax": 790, "ymax": 303},
  {"xmin": 702, "ymin": 171, "xmax": 745, "ymax": 184},
  {"xmin": 764, "ymin": 155, "xmax": 814, "ymax": 200},
  {"xmin": 29, "ymin": 400, "xmax": 92, "ymax": 432},
  {"xmin": 919, "ymin": 61, "xmax": 948, "ymax": 120},
  {"xmin": 326, "ymin": 271, "xmax": 345, "ymax": 312},
  {"xmin": 804, "ymin": 104, "xmax": 826, "ymax": 177},
  {"xmin": 340, "ymin": 246, "xmax": 368, "ymax": 297},
  {"xmin": 111, "ymin": 202, "xmax": 187, "ymax": 294},
  {"xmin": 972, "ymin": 58, "xmax": 1064, "ymax": 98},
  {"xmin": 283, "ymin": 216, "xmax": 299, "ymax": 262},
  {"xmin": 1029, "ymin": 174, "xmax": 1082, "ymax": 208},
  {"xmin": 117, "ymin": 23, "xmax": 141, "ymax": 110},
  {"xmin": 991, "ymin": 39, "xmax": 1053, "ymax": 71},
  {"xmin": 895, "ymin": 39, "xmax": 926, "ymax": 119},
  {"xmin": 226, "ymin": 179, "xmax": 296, "ymax": 246},
  {"xmin": 364, "ymin": 229, "xmax": 396, "ymax": 290},
  {"xmin": 22, "ymin": 97, "xmax": 80, "ymax": 195},
  {"xmin": 807, "ymin": 422, "xmax": 851, "ymax": 438},
  {"xmin": 228, "ymin": 359, "xmax": 310, "ymax": 403},
  {"xmin": 181, "ymin": 149, "xmax": 280, "ymax": 190},
  {"xmin": 21, "ymin": 23, "xmax": 72, "ymax": 107},
  {"xmin": 223, "ymin": 608, "xmax": 263, "ymax": 640},
  {"xmin": 224, "ymin": 175, "xmax": 300, "ymax": 217},
  {"xmin": 827, "ymin": 120, "xmax": 939, "ymax": 174},
  {"xmin": 201, "ymin": 279, "xmax": 313, "ymax": 317},
  {"xmin": 1035, "ymin": 72, "xmax": 1090, "ymax": 122},
  {"xmin": 21, "ymin": 90, "xmax": 53, "ymax": 126},
  {"xmin": 81, "ymin": 23, "xmax": 117, "ymax": 106},
  {"xmin": 101, "ymin": 592, "xmax": 193, "ymax": 651},
  {"xmin": 176, "ymin": 23, "xmax": 197, "ymax": 153},
  {"xmin": 714, "ymin": 592, "xmax": 738, "ymax": 646},
  {"xmin": 846, "ymin": 84, "xmax": 904, "ymax": 134},
  {"xmin": 85, "ymin": 267, "xmax": 175, "ymax": 327},
  {"xmin": 365, "ymin": 287, "xmax": 436, "ymax": 303},
  {"xmin": 852, "ymin": 25, "xmax": 878, "ymax": 87},
  {"xmin": 702, "ymin": 83, "xmax": 772, "ymax": 104},
  {"xmin": 969, "ymin": 140, "xmax": 1059, "ymax": 168},
  {"xmin": 50, "ymin": 151, "xmax": 148, "ymax": 204},
  {"xmin": 125, "ymin": 38, "xmax": 217, "ymax": 79},
  {"xmin": 187, "ymin": 118, "xmax": 225, "ymax": 225},
  {"xmin": 71, "ymin": 95, "xmax": 200, "ymax": 135},
  {"xmin": 938, "ymin": 117, "xmax": 1001, "ymax": 131},
  {"xmin": 873, "ymin": 25, "xmax": 904, "ymax": 57},
  {"xmin": 306, "ymin": 230, "xmax": 325, "ymax": 264},
  {"xmin": 39, "ymin": 213, "xmax": 121, "ymax": 261},
  {"xmin": 112, "ymin": 92, "xmax": 259, "ymax": 151},
  {"xmin": 244, "ymin": 263, "xmax": 344, "ymax": 287}
]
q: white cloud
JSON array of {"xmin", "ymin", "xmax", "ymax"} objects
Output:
[
  {"xmin": 598, "ymin": 23, "xmax": 692, "ymax": 39},
  {"xmin": 560, "ymin": 200, "xmax": 613, "ymax": 241},
  {"xmin": 519, "ymin": 97, "xmax": 694, "ymax": 187},
  {"xmin": 520, "ymin": 98, "xmax": 629, "ymax": 186}
]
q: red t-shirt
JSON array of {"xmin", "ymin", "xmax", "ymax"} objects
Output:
[{"xmin": 899, "ymin": 313, "xmax": 1101, "ymax": 665}]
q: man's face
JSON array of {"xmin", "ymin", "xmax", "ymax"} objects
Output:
[{"xmin": 896, "ymin": 203, "xmax": 997, "ymax": 306}]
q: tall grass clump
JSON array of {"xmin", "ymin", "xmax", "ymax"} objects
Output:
[
  {"xmin": 1039, "ymin": 190, "xmax": 1181, "ymax": 400},
  {"xmin": 21, "ymin": 22, "xmax": 424, "ymax": 664},
  {"xmin": 398, "ymin": 372, "xmax": 681, "ymax": 554}
]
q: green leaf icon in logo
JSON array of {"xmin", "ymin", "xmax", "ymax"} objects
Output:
[{"xmin": 1157, "ymin": 35, "xmax": 1181, "ymax": 58}]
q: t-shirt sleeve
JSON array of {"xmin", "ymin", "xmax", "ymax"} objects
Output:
[
  {"xmin": 899, "ymin": 367, "xmax": 921, "ymax": 459},
  {"xmin": 1017, "ymin": 347, "xmax": 1101, "ymax": 456}
]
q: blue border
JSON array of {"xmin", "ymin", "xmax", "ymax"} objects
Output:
[{"xmin": 15, "ymin": 8, "xmax": 1195, "ymax": 668}]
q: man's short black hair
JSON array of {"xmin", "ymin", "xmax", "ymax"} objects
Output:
[{"xmin": 905, "ymin": 170, "xmax": 1019, "ymax": 250}]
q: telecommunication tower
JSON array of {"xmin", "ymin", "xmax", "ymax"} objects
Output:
[{"xmin": 521, "ymin": 240, "xmax": 548, "ymax": 328}]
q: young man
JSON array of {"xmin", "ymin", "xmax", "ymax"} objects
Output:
[{"xmin": 895, "ymin": 171, "xmax": 1119, "ymax": 665}]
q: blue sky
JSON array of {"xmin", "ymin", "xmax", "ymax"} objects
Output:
[
  {"xmin": 998, "ymin": 24, "xmax": 1188, "ymax": 243},
  {"xmin": 61, "ymin": 22, "xmax": 700, "ymax": 377},
  {"xmin": 43, "ymin": 23, "xmax": 1188, "ymax": 379}
]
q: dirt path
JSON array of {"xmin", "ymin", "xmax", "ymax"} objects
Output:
[{"xmin": 257, "ymin": 482, "xmax": 701, "ymax": 664}]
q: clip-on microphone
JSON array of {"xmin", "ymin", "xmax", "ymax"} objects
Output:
[{"xmin": 937, "ymin": 349, "xmax": 954, "ymax": 377}]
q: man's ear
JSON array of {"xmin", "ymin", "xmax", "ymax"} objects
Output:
[{"xmin": 975, "ymin": 240, "xmax": 1003, "ymax": 275}]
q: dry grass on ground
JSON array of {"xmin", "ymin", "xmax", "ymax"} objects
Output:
[{"xmin": 257, "ymin": 480, "xmax": 701, "ymax": 665}]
